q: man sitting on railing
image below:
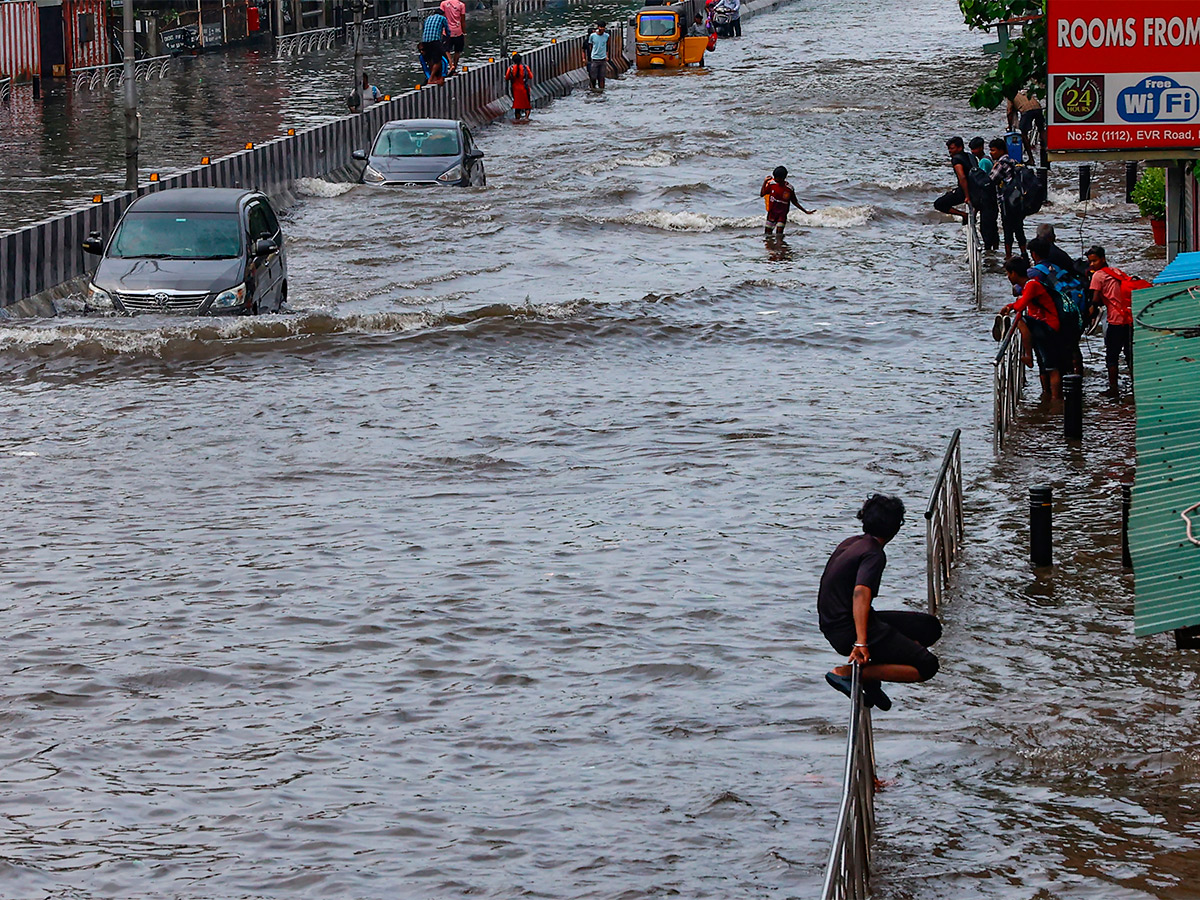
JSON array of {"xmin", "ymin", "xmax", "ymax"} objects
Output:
[
  {"xmin": 1000, "ymin": 255, "xmax": 1064, "ymax": 400},
  {"xmin": 819, "ymin": 495, "xmax": 943, "ymax": 712}
]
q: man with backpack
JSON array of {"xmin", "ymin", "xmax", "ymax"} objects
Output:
[
  {"xmin": 969, "ymin": 137, "xmax": 999, "ymax": 251},
  {"xmin": 1086, "ymin": 245, "xmax": 1148, "ymax": 398},
  {"xmin": 1001, "ymin": 256, "xmax": 1063, "ymax": 400},
  {"xmin": 988, "ymin": 138, "xmax": 1029, "ymax": 261},
  {"xmin": 1028, "ymin": 237, "xmax": 1085, "ymax": 376}
]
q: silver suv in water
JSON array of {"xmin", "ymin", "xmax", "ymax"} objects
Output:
[{"xmin": 83, "ymin": 188, "xmax": 287, "ymax": 315}]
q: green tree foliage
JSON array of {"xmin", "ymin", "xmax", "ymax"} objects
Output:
[{"xmin": 958, "ymin": 0, "xmax": 1046, "ymax": 110}]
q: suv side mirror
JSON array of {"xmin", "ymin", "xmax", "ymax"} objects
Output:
[
  {"xmin": 254, "ymin": 238, "xmax": 279, "ymax": 256},
  {"xmin": 82, "ymin": 232, "xmax": 103, "ymax": 255},
  {"xmin": 352, "ymin": 149, "xmax": 367, "ymax": 161}
]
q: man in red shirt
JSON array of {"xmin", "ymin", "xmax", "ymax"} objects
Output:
[
  {"xmin": 1001, "ymin": 255, "xmax": 1063, "ymax": 399},
  {"xmin": 1086, "ymin": 244, "xmax": 1133, "ymax": 398},
  {"xmin": 440, "ymin": 0, "xmax": 467, "ymax": 75},
  {"xmin": 759, "ymin": 165, "xmax": 813, "ymax": 237}
]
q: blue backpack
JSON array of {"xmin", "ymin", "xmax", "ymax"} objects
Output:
[{"xmin": 1031, "ymin": 262, "xmax": 1086, "ymax": 334}]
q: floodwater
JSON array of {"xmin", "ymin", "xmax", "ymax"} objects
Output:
[{"xmin": 1, "ymin": 0, "xmax": 1197, "ymax": 898}]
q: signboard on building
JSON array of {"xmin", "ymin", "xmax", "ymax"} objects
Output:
[
  {"xmin": 1047, "ymin": 0, "xmax": 1200, "ymax": 155},
  {"xmin": 161, "ymin": 25, "xmax": 199, "ymax": 53}
]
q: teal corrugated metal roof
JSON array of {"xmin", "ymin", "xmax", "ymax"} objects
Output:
[
  {"xmin": 1153, "ymin": 251, "xmax": 1200, "ymax": 285},
  {"xmin": 1132, "ymin": 275, "xmax": 1200, "ymax": 636}
]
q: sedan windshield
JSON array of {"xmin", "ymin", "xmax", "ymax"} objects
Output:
[
  {"xmin": 109, "ymin": 212, "xmax": 242, "ymax": 259},
  {"xmin": 374, "ymin": 127, "xmax": 462, "ymax": 157},
  {"xmin": 639, "ymin": 14, "xmax": 677, "ymax": 36}
]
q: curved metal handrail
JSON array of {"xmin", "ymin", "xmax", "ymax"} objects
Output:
[
  {"xmin": 276, "ymin": 25, "xmax": 339, "ymax": 57},
  {"xmin": 966, "ymin": 207, "xmax": 983, "ymax": 308},
  {"xmin": 820, "ymin": 664, "xmax": 876, "ymax": 900},
  {"xmin": 924, "ymin": 429, "xmax": 964, "ymax": 615},
  {"xmin": 72, "ymin": 55, "xmax": 171, "ymax": 90},
  {"xmin": 992, "ymin": 317, "xmax": 1027, "ymax": 453},
  {"xmin": 0, "ymin": 77, "xmax": 10, "ymax": 103}
]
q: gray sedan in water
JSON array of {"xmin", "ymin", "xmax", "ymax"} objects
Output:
[{"xmin": 353, "ymin": 118, "xmax": 486, "ymax": 187}]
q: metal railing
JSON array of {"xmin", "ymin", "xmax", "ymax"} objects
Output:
[
  {"xmin": 349, "ymin": 9, "xmax": 414, "ymax": 42},
  {"xmin": 275, "ymin": 25, "xmax": 339, "ymax": 56},
  {"xmin": 0, "ymin": 77, "xmax": 10, "ymax": 103},
  {"xmin": 965, "ymin": 207, "xmax": 983, "ymax": 308},
  {"xmin": 820, "ymin": 664, "xmax": 876, "ymax": 900},
  {"xmin": 993, "ymin": 317, "xmax": 1027, "ymax": 453},
  {"xmin": 72, "ymin": 56, "xmax": 171, "ymax": 90},
  {"xmin": 924, "ymin": 428, "xmax": 964, "ymax": 615}
]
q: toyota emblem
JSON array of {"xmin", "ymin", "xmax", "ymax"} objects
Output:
[{"xmin": 154, "ymin": 292, "xmax": 170, "ymax": 309}]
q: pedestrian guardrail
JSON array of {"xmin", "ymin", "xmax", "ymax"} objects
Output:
[
  {"xmin": 275, "ymin": 25, "xmax": 339, "ymax": 56},
  {"xmin": 349, "ymin": 10, "xmax": 414, "ymax": 43},
  {"xmin": 925, "ymin": 428, "xmax": 964, "ymax": 615},
  {"xmin": 820, "ymin": 663, "xmax": 876, "ymax": 900},
  {"xmin": 993, "ymin": 318, "xmax": 1027, "ymax": 453},
  {"xmin": 966, "ymin": 208, "xmax": 983, "ymax": 308},
  {"xmin": 0, "ymin": 77, "xmax": 10, "ymax": 103},
  {"xmin": 72, "ymin": 56, "xmax": 171, "ymax": 90}
]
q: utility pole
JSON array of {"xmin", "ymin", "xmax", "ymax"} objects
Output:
[
  {"xmin": 352, "ymin": 0, "xmax": 365, "ymax": 111},
  {"xmin": 123, "ymin": 0, "xmax": 139, "ymax": 190},
  {"xmin": 495, "ymin": 0, "xmax": 508, "ymax": 59}
]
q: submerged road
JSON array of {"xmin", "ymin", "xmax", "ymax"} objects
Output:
[{"xmin": 0, "ymin": 0, "xmax": 1194, "ymax": 897}]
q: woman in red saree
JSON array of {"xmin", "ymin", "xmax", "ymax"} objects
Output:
[{"xmin": 505, "ymin": 53, "xmax": 533, "ymax": 120}]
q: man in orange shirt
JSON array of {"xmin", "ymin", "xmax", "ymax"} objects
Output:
[
  {"xmin": 1086, "ymin": 245, "xmax": 1134, "ymax": 398},
  {"xmin": 1002, "ymin": 256, "xmax": 1063, "ymax": 400}
]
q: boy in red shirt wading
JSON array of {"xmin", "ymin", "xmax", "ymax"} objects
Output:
[
  {"xmin": 760, "ymin": 166, "xmax": 813, "ymax": 236},
  {"xmin": 1001, "ymin": 255, "xmax": 1064, "ymax": 400},
  {"xmin": 1086, "ymin": 244, "xmax": 1135, "ymax": 399}
]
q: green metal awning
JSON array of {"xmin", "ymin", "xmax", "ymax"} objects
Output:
[{"xmin": 1132, "ymin": 274, "xmax": 1200, "ymax": 636}]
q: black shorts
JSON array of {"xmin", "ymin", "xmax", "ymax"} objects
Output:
[
  {"xmin": 421, "ymin": 40, "xmax": 445, "ymax": 66},
  {"xmin": 447, "ymin": 34, "xmax": 464, "ymax": 52},
  {"xmin": 1106, "ymin": 323, "xmax": 1133, "ymax": 368},
  {"xmin": 1019, "ymin": 107, "xmax": 1045, "ymax": 136},
  {"xmin": 1025, "ymin": 317, "xmax": 1062, "ymax": 374},
  {"xmin": 934, "ymin": 187, "xmax": 966, "ymax": 214},
  {"xmin": 823, "ymin": 609, "xmax": 942, "ymax": 682}
]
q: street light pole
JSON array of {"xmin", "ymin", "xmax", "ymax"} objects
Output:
[
  {"xmin": 122, "ymin": 0, "xmax": 139, "ymax": 190},
  {"xmin": 352, "ymin": 0, "xmax": 364, "ymax": 111}
]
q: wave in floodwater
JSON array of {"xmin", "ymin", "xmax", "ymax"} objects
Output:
[
  {"xmin": 593, "ymin": 205, "xmax": 873, "ymax": 232},
  {"xmin": 295, "ymin": 177, "xmax": 359, "ymax": 197},
  {"xmin": 581, "ymin": 150, "xmax": 680, "ymax": 174}
]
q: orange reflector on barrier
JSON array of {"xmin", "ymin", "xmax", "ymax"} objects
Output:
[
  {"xmin": 489, "ymin": 57, "xmax": 494, "ymax": 62},
  {"xmin": 201, "ymin": 156, "xmax": 211, "ymax": 165},
  {"xmin": 415, "ymin": 84, "xmax": 421, "ymax": 90},
  {"xmin": 287, "ymin": 128, "xmax": 295, "ymax": 136},
  {"xmin": 551, "ymin": 38, "xmax": 557, "ymax": 43},
  {"xmin": 149, "ymin": 173, "xmax": 159, "ymax": 182},
  {"xmin": 244, "ymin": 142, "xmax": 253, "ymax": 150},
  {"xmin": 384, "ymin": 94, "xmax": 391, "ymax": 100},
  {"xmin": 92, "ymin": 194, "xmax": 102, "ymax": 203}
]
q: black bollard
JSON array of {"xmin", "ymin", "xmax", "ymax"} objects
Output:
[
  {"xmin": 1030, "ymin": 486, "xmax": 1053, "ymax": 567},
  {"xmin": 1079, "ymin": 164, "xmax": 1092, "ymax": 202},
  {"xmin": 1063, "ymin": 374, "xmax": 1083, "ymax": 440},
  {"xmin": 1121, "ymin": 484, "xmax": 1133, "ymax": 569},
  {"xmin": 1126, "ymin": 162, "xmax": 1139, "ymax": 204},
  {"xmin": 32, "ymin": 75, "xmax": 40, "ymax": 99}
]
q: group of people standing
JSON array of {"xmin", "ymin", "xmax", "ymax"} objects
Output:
[
  {"xmin": 934, "ymin": 134, "xmax": 1035, "ymax": 260},
  {"xmin": 419, "ymin": 0, "xmax": 467, "ymax": 86}
]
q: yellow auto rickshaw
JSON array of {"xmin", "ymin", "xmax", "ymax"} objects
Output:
[{"xmin": 634, "ymin": 3, "xmax": 708, "ymax": 69}]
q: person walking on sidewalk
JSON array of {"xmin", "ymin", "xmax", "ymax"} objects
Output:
[
  {"xmin": 968, "ymin": 136, "xmax": 999, "ymax": 251},
  {"xmin": 933, "ymin": 136, "xmax": 975, "ymax": 223},
  {"xmin": 988, "ymin": 137, "xmax": 1028, "ymax": 260},
  {"xmin": 440, "ymin": 0, "xmax": 467, "ymax": 75},
  {"xmin": 819, "ymin": 495, "xmax": 942, "ymax": 712},
  {"xmin": 1086, "ymin": 245, "xmax": 1135, "ymax": 398},
  {"xmin": 420, "ymin": 8, "xmax": 451, "ymax": 85},
  {"xmin": 506, "ymin": 52, "xmax": 533, "ymax": 120},
  {"xmin": 583, "ymin": 21, "xmax": 610, "ymax": 92}
]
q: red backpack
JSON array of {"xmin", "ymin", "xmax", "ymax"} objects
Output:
[{"xmin": 1101, "ymin": 266, "xmax": 1153, "ymax": 311}]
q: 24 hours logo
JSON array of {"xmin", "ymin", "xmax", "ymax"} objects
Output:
[{"xmin": 1054, "ymin": 76, "xmax": 1104, "ymax": 124}]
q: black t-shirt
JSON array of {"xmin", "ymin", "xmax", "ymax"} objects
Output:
[
  {"xmin": 950, "ymin": 150, "xmax": 976, "ymax": 179},
  {"xmin": 1044, "ymin": 243, "xmax": 1079, "ymax": 279},
  {"xmin": 817, "ymin": 534, "xmax": 886, "ymax": 634}
]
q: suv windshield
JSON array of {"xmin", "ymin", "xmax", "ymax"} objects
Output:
[
  {"xmin": 639, "ymin": 14, "xmax": 677, "ymax": 36},
  {"xmin": 374, "ymin": 127, "xmax": 461, "ymax": 157},
  {"xmin": 109, "ymin": 212, "xmax": 242, "ymax": 259}
]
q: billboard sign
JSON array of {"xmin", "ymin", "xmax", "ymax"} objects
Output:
[{"xmin": 1047, "ymin": 0, "xmax": 1200, "ymax": 153}]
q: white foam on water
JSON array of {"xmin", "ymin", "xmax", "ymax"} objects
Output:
[
  {"xmin": 295, "ymin": 178, "xmax": 358, "ymax": 198},
  {"xmin": 1045, "ymin": 188, "xmax": 1117, "ymax": 211},
  {"xmin": 801, "ymin": 205, "xmax": 874, "ymax": 227},
  {"xmin": 877, "ymin": 176, "xmax": 930, "ymax": 191},
  {"xmin": 805, "ymin": 105, "xmax": 871, "ymax": 113},
  {"xmin": 584, "ymin": 150, "xmax": 677, "ymax": 175},
  {"xmin": 619, "ymin": 211, "xmax": 762, "ymax": 232}
]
